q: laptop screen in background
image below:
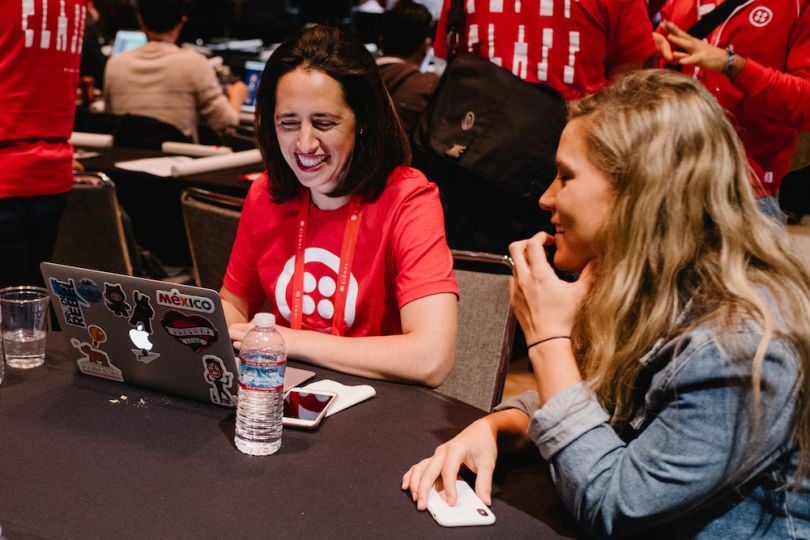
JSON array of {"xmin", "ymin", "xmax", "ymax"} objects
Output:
[
  {"xmin": 111, "ymin": 30, "xmax": 147, "ymax": 56},
  {"xmin": 242, "ymin": 60, "xmax": 266, "ymax": 113}
]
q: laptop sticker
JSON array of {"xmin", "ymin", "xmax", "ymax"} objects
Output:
[
  {"xmin": 161, "ymin": 310, "xmax": 218, "ymax": 352},
  {"xmin": 129, "ymin": 290, "xmax": 155, "ymax": 333},
  {"xmin": 130, "ymin": 322, "xmax": 161, "ymax": 364},
  {"xmin": 71, "ymin": 337, "xmax": 124, "ymax": 382},
  {"xmin": 77, "ymin": 278, "xmax": 103, "ymax": 303},
  {"xmin": 203, "ymin": 355, "xmax": 235, "ymax": 406},
  {"xmin": 103, "ymin": 282, "xmax": 132, "ymax": 317},
  {"xmin": 156, "ymin": 288, "xmax": 216, "ymax": 314},
  {"xmin": 87, "ymin": 324, "xmax": 107, "ymax": 347},
  {"xmin": 49, "ymin": 277, "xmax": 89, "ymax": 328}
]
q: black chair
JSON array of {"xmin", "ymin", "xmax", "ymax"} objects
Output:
[
  {"xmin": 180, "ymin": 187, "xmax": 245, "ymax": 290},
  {"xmin": 51, "ymin": 172, "xmax": 136, "ymax": 275},
  {"xmin": 73, "ymin": 111, "xmax": 192, "ymax": 150},
  {"xmin": 435, "ymin": 250, "xmax": 517, "ymax": 411}
]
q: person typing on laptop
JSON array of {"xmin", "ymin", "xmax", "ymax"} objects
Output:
[
  {"xmin": 103, "ymin": 0, "xmax": 247, "ymax": 143},
  {"xmin": 220, "ymin": 25, "xmax": 458, "ymax": 387}
]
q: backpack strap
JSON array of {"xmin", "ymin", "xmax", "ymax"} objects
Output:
[
  {"xmin": 687, "ymin": 0, "xmax": 749, "ymax": 39},
  {"xmin": 445, "ymin": 0, "xmax": 465, "ymax": 59}
]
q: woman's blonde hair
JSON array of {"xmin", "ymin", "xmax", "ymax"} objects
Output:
[{"xmin": 569, "ymin": 69, "xmax": 810, "ymax": 476}]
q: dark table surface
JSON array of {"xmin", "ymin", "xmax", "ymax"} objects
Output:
[
  {"xmin": 0, "ymin": 333, "xmax": 578, "ymax": 539},
  {"xmin": 77, "ymin": 146, "xmax": 259, "ymax": 267}
]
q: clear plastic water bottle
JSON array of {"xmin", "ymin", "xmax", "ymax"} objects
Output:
[{"xmin": 235, "ymin": 312, "xmax": 286, "ymax": 456}]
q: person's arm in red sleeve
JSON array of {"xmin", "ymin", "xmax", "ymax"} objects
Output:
[
  {"xmin": 663, "ymin": 16, "xmax": 810, "ymax": 131},
  {"xmin": 433, "ymin": 0, "xmax": 452, "ymax": 60}
]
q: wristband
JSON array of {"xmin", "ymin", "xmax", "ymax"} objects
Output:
[
  {"xmin": 527, "ymin": 335, "xmax": 571, "ymax": 350},
  {"xmin": 722, "ymin": 44, "xmax": 735, "ymax": 76}
]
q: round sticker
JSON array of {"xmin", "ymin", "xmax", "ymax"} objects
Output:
[{"xmin": 88, "ymin": 324, "xmax": 107, "ymax": 344}]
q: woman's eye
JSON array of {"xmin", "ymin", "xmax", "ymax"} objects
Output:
[
  {"xmin": 279, "ymin": 120, "xmax": 300, "ymax": 130},
  {"xmin": 314, "ymin": 121, "xmax": 336, "ymax": 130}
]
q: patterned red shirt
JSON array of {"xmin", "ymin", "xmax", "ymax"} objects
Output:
[
  {"xmin": 434, "ymin": 0, "xmax": 657, "ymax": 101},
  {"xmin": 0, "ymin": 0, "xmax": 84, "ymax": 197}
]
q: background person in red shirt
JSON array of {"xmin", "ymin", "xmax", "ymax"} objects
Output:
[
  {"xmin": 0, "ymin": 0, "xmax": 86, "ymax": 288},
  {"xmin": 655, "ymin": 0, "xmax": 810, "ymax": 221},
  {"xmin": 433, "ymin": 0, "xmax": 657, "ymax": 101}
]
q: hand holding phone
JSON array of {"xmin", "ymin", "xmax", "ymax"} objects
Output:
[
  {"xmin": 427, "ymin": 480, "xmax": 495, "ymax": 527},
  {"xmin": 282, "ymin": 388, "xmax": 337, "ymax": 429}
]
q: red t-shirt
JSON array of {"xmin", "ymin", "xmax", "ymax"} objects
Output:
[
  {"xmin": 223, "ymin": 167, "xmax": 458, "ymax": 336},
  {"xmin": 434, "ymin": 0, "xmax": 657, "ymax": 101},
  {"xmin": 0, "ymin": 0, "xmax": 84, "ymax": 198},
  {"xmin": 660, "ymin": 0, "xmax": 810, "ymax": 196}
]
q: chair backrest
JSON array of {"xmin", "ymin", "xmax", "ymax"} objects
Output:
[
  {"xmin": 435, "ymin": 250, "xmax": 516, "ymax": 411},
  {"xmin": 180, "ymin": 187, "xmax": 245, "ymax": 290},
  {"xmin": 51, "ymin": 172, "xmax": 134, "ymax": 275},
  {"xmin": 73, "ymin": 111, "xmax": 192, "ymax": 150}
]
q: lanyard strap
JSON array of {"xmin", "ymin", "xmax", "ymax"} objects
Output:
[{"xmin": 289, "ymin": 190, "xmax": 363, "ymax": 335}]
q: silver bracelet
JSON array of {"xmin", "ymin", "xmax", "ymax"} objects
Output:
[{"xmin": 722, "ymin": 44, "xmax": 736, "ymax": 76}]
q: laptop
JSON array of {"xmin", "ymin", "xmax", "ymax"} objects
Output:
[
  {"xmin": 111, "ymin": 30, "xmax": 147, "ymax": 56},
  {"xmin": 41, "ymin": 262, "xmax": 314, "ymax": 408},
  {"xmin": 240, "ymin": 60, "xmax": 266, "ymax": 120}
]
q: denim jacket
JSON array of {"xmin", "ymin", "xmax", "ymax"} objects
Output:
[{"xmin": 501, "ymin": 317, "xmax": 809, "ymax": 538}]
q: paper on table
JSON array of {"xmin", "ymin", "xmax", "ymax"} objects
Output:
[
  {"xmin": 161, "ymin": 141, "xmax": 233, "ymax": 157},
  {"xmin": 69, "ymin": 132, "xmax": 114, "ymax": 148},
  {"xmin": 169, "ymin": 149, "xmax": 262, "ymax": 176},
  {"xmin": 115, "ymin": 155, "xmax": 194, "ymax": 177},
  {"xmin": 300, "ymin": 379, "xmax": 376, "ymax": 416}
]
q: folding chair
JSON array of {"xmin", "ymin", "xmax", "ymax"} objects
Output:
[
  {"xmin": 51, "ymin": 172, "xmax": 135, "ymax": 275},
  {"xmin": 435, "ymin": 250, "xmax": 517, "ymax": 411},
  {"xmin": 180, "ymin": 187, "xmax": 244, "ymax": 290}
]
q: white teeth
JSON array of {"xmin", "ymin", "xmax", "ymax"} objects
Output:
[{"xmin": 298, "ymin": 155, "xmax": 325, "ymax": 167}]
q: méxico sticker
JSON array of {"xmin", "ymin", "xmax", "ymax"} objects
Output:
[{"xmin": 156, "ymin": 288, "xmax": 216, "ymax": 313}]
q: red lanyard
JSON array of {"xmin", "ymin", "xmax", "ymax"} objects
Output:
[{"xmin": 289, "ymin": 190, "xmax": 363, "ymax": 335}]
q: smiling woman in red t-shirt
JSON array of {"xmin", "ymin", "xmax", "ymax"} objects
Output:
[{"xmin": 221, "ymin": 25, "xmax": 458, "ymax": 387}]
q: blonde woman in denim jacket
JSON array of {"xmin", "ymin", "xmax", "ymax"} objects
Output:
[{"xmin": 403, "ymin": 69, "xmax": 810, "ymax": 538}]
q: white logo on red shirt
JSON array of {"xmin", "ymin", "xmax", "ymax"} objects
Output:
[
  {"xmin": 275, "ymin": 247, "xmax": 358, "ymax": 331},
  {"xmin": 749, "ymin": 6, "xmax": 773, "ymax": 27}
]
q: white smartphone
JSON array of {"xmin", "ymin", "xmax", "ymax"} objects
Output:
[
  {"xmin": 282, "ymin": 388, "xmax": 337, "ymax": 429},
  {"xmin": 426, "ymin": 480, "xmax": 496, "ymax": 527}
]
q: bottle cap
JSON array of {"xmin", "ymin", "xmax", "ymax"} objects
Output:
[{"xmin": 253, "ymin": 312, "xmax": 275, "ymax": 328}]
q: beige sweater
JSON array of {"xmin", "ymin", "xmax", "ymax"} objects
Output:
[{"xmin": 104, "ymin": 42, "xmax": 238, "ymax": 142}]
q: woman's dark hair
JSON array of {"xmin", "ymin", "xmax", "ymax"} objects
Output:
[{"xmin": 256, "ymin": 25, "xmax": 411, "ymax": 203}]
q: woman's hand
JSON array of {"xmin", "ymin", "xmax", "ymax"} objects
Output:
[
  {"xmin": 508, "ymin": 233, "xmax": 592, "ymax": 344},
  {"xmin": 660, "ymin": 21, "xmax": 729, "ymax": 72},
  {"xmin": 402, "ymin": 416, "xmax": 500, "ymax": 510},
  {"xmin": 228, "ymin": 322, "xmax": 254, "ymax": 351}
]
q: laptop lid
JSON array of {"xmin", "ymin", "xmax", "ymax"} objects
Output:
[
  {"xmin": 111, "ymin": 30, "xmax": 147, "ymax": 56},
  {"xmin": 241, "ymin": 60, "xmax": 266, "ymax": 114},
  {"xmin": 40, "ymin": 262, "xmax": 314, "ymax": 408}
]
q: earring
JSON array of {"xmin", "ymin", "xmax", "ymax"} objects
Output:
[{"xmin": 359, "ymin": 128, "xmax": 365, "ymax": 135}]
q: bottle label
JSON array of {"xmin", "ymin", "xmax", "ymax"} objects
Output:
[{"xmin": 238, "ymin": 355, "xmax": 285, "ymax": 391}]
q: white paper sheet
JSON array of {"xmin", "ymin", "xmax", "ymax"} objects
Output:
[
  {"xmin": 114, "ymin": 156, "xmax": 194, "ymax": 177},
  {"xmin": 300, "ymin": 379, "xmax": 376, "ymax": 417}
]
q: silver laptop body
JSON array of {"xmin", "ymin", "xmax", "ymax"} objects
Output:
[{"xmin": 41, "ymin": 262, "xmax": 312, "ymax": 407}]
